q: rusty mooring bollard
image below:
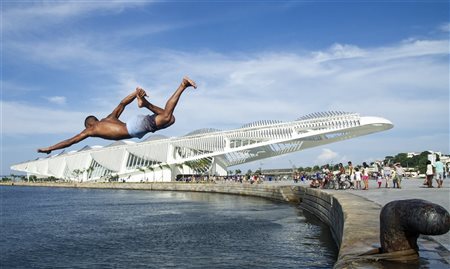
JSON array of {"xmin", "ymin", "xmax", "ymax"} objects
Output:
[{"xmin": 380, "ymin": 199, "xmax": 450, "ymax": 255}]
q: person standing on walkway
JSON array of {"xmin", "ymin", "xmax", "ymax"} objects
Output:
[
  {"xmin": 434, "ymin": 156, "xmax": 445, "ymax": 188},
  {"xmin": 362, "ymin": 162, "xmax": 370, "ymax": 190},
  {"xmin": 346, "ymin": 162, "xmax": 355, "ymax": 190},
  {"xmin": 394, "ymin": 163, "xmax": 404, "ymax": 189},
  {"xmin": 354, "ymin": 167, "xmax": 362, "ymax": 190},
  {"xmin": 383, "ymin": 163, "xmax": 392, "ymax": 188},
  {"xmin": 391, "ymin": 165, "xmax": 398, "ymax": 188},
  {"xmin": 338, "ymin": 163, "xmax": 346, "ymax": 186},
  {"xmin": 348, "ymin": 161, "xmax": 355, "ymax": 189},
  {"xmin": 377, "ymin": 174, "xmax": 383, "ymax": 188},
  {"xmin": 321, "ymin": 164, "xmax": 331, "ymax": 189},
  {"xmin": 425, "ymin": 160, "xmax": 434, "ymax": 188}
]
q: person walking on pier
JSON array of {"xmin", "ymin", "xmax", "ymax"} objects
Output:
[
  {"xmin": 425, "ymin": 160, "xmax": 434, "ymax": 188},
  {"xmin": 383, "ymin": 163, "xmax": 392, "ymax": 188},
  {"xmin": 394, "ymin": 163, "xmax": 404, "ymax": 189},
  {"xmin": 434, "ymin": 157, "xmax": 445, "ymax": 188}
]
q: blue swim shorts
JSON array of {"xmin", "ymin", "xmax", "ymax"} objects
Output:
[{"xmin": 126, "ymin": 114, "xmax": 158, "ymax": 139}]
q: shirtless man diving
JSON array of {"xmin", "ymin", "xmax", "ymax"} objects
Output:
[{"xmin": 37, "ymin": 76, "xmax": 197, "ymax": 154}]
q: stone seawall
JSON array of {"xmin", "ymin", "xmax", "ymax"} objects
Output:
[
  {"xmin": 2, "ymin": 182, "xmax": 303, "ymax": 203},
  {"xmin": 301, "ymin": 188, "xmax": 382, "ymax": 268},
  {"xmin": 2, "ymin": 182, "xmax": 383, "ymax": 268}
]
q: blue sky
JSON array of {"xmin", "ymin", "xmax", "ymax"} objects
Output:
[{"xmin": 2, "ymin": 0, "xmax": 449, "ymax": 175}]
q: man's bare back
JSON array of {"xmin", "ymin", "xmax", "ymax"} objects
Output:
[
  {"xmin": 88, "ymin": 118, "xmax": 130, "ymax": 140},
  {"xmin": 37, "ymin": 76, "xmax": 196, "ymax": 154}
]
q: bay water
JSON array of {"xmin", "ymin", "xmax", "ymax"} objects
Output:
[{"xmin": 0, "ymin": 186, "xmax": 337, "ymax": 268}]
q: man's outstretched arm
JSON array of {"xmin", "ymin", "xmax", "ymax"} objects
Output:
[
  {"xmin": 37, "ymin": 129, "xmax": 91, "ymax": 154},
  {"xmin": 107, "ymin": 89, "xmax": 140, "ymax": 119}
]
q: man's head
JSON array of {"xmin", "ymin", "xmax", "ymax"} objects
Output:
[{"xmin": 84, "ymin": 115, "xmax": 99, "ymax": 128}]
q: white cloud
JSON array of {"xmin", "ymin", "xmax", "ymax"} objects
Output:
[
  {"xmin": 5, "ymin": 39, "xmax": 127, "ymax": 70},
  {"xmin": 2, "ymin": 101, "xmax": 86, "ymax": 134},
  {"xmin": 2, "ymin": 1, "xmax": 152, "ymax": 33},
  {"xmin": 316, "ymin": 148, "xmax": 339, "ymax": 163},
  {"xmin": 45, "ymin": 96, "xmax": 67, "ymax": 105},
  {"xmin": 313, "ymin": 43, "xmax": 366, "ymax": 62}
]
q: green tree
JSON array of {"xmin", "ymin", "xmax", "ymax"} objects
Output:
[
  {"xmin": 384, "ymin": 156, "xmax": 394, "ymax": 164},
  {"xmin": 109, "ymin": 174, "xmax": 119, "ymax": 182},
  {"xmin": 392, "ymin": 153, "xmax": 408, "ymax": 167},
  {"xmin": 383, "ymin": 151, "xmax": 431, "ymax": 174},
  {"xmin": 72, "ymin": 169, "xmax": 82, "ymax": 181},
  {"xmin": 146, "ymin": 165, "xmax": 155, "ymax": 182},
  {"xmin": 417, "ymin": 151, "xmax": 431, "ymax": 174},
  {"xmin": 137, "ymin": 167, "xmax": 146, "ymax": 181},
  {"xmin": 85, "ymin": 166, "xmax": 94, "ymax": 180}
]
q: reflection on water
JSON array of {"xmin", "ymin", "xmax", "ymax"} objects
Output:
[{"xmin": 1, "ymin": 186, "xmax": 337, "ymax": 268}]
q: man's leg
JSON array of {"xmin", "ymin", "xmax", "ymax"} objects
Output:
[
  {"xmin": 137, "ymin": 94, "xmax": 165, "ymax": 115},
  {"xmin": 137, "ymin": 77, "xmax": 196, "ymax": 128}
]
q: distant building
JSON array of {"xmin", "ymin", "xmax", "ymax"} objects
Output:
[
  {"xmin": 407, "ymin": 152, "xmax": 420, "ymax": 158},
  {"xmin": 429, "ymin": 152, "xmax": 449, "ymax": 166}
]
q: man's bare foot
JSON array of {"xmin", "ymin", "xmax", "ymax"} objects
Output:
[
  {"xmin": 135, "ymin": 87, "xmax": 147, "ymax": 97},
  {"xmin": 136, "ymin": 94, "xmax": 146, "ymax": 108},
  {"xmin": 182, "ymin": 76, "xmax": 197, "ymax": 89},
  {"xmin": 135, "ymin": 87, "xmax": 148, "ymax": 108},
  {"xmin": 37, "ymin": 148, "xmax": 51, "ymax": 154}
]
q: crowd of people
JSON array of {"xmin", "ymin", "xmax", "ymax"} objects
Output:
[
  {"xmin": 176, "ymin": 174, "xmax": 273, "ymax": 184},
  {"xmin": 174, "ymin": 157, "xmax": 447, "ymax": 189},
  {"xmin": 307, "ymin": 161, "xmax": 369, "ymax": 190},
  {"xmin": 307, "ymin": 158, "xmax": 447, "ymax": 190}
]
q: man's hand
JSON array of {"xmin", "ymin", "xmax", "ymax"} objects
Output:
[{"xmin": 37, "ymin": 148, "xmax": 51, "ymax": 154}]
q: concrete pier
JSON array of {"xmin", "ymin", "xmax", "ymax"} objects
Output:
[{"xmin": 345, "ymin": 178, "xmax": 450, "ymax": 250}]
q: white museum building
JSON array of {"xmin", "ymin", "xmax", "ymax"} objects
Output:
[{"xmin": 11, "ymin": 111, "xmax": 393, "ymax": 182}]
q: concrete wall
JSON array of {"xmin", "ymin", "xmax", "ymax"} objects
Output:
[{"xmin": 300, "ymin": 188, "xmax": 382, "ymax": 268}]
